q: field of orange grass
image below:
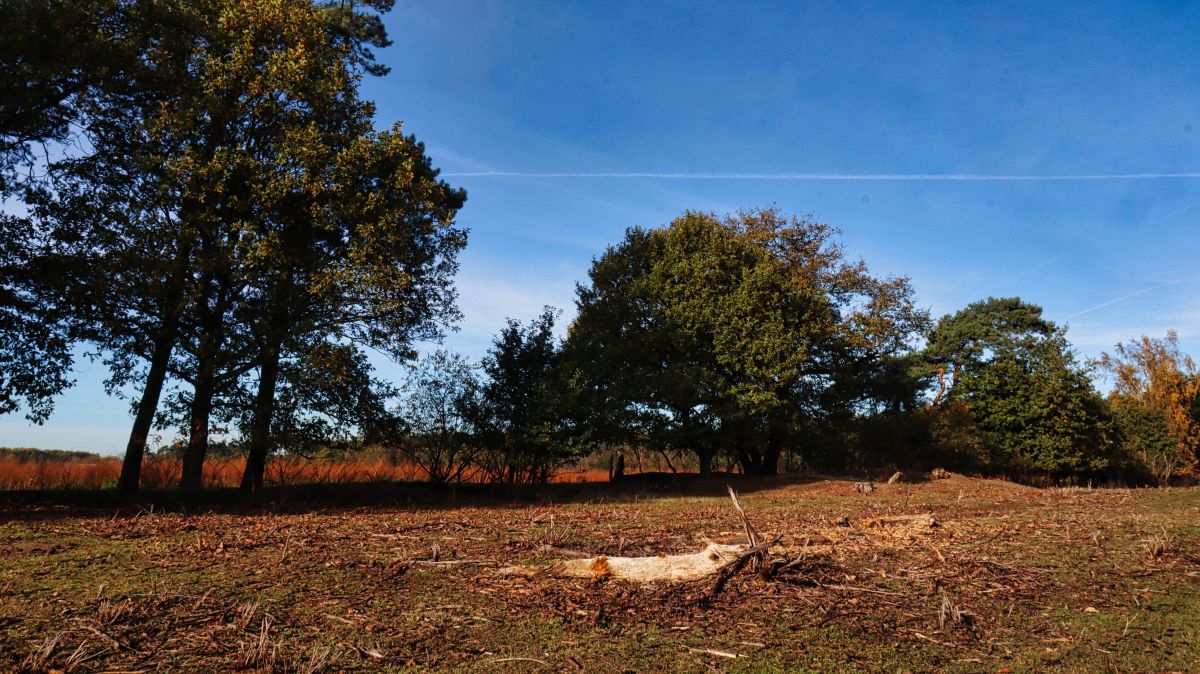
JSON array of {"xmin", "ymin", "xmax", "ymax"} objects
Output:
[{"xmin": 0, "ymin": 455, "xmax": 613, "ymax": 490}]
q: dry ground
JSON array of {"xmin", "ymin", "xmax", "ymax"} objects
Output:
[{"xmin": 1, "ymin": 474, "xmax": 1198, "ymax": 673}]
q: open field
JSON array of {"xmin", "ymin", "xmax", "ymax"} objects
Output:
[{"xmin": 2, "ymin": 474, "xmax": 1198, "ymax": 673}]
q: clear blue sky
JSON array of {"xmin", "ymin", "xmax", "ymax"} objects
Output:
[{"xmin": 5, "ymin": 0, "xmax": 1200, "ymax": 453}]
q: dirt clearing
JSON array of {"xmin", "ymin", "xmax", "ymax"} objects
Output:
[{"xmin": 1, "ymin": 475, "xmax": 1197, "ymax": 672}]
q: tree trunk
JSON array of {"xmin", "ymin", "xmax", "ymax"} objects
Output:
[
  {"xmin": 696, "ymin": 448, "xmax": 715, "ymax": 475},
  {"xmin": 240, "ymin": 274, "xmax": 292, "ymax": 495},
  {"xmin": 180, "ymin": 275, "xmax": 226, "ymax": 494},
  {"xmin": 179, "ymin": 369, "xmax": 214, "ymax": 494},
  {"xmin": 758, "ymin": 446, "xmax": 781, "ymax": 476},
  {"xmin": 116, "ymin": 216, "xmax": 198, "ymax": 494},
  {"xmin": 756, "ymin": 416, "xmax": 783, "ymax": 476},
  {"xmin": 117, "ymin": 322, "xmax": 178, "ymax": 493},
  {"xmin": 241, "ymin": 340, "xmax": 281, "ymax": 494},
  {"xmin": 735, "ymin": 446, "xmax": 756, "ymax": 475}
]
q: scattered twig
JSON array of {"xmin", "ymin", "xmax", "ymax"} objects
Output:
[
  {"xmin": 487, "ymin": 656, "xmax": 551, "ymax": 666},
  {"xmin": 685, "ymin": 646, "xmax": 745, "ymax": 659}
]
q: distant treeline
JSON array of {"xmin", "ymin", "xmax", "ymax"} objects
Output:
[
  {"xmin": 2, "ymin": 2, "xmax": 1196, "ymax": 493},
  {"xmin": 0, "ymin": 447, "xmax": 104, "ymax": 463}
]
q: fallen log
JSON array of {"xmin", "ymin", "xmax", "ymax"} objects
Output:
[
  {"xmin": 500, "ymin": 541, "xmax": 751, "ymax": 582},
  {"xmin": 498, "ymin": 487, "xmax": 826, "ymax": 583}
]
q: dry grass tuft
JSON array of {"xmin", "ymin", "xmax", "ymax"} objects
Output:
[
  {"xmin": 240, "ymin": 616, "xmax": 281, "ymax": 670},
  {"xmin": 938, "ymin": 593, "xmax": 965, "ymax": 630},
  {"xmin": 524, "ymin": 514, "xmax": 575, "ymax": 549},
  {"xmin": 233, "ymin": 601, "xmax": 260, "ymax": 631},
  {"xmin": 21, "ymin": 631, "xmax": 62, "ymax": 671},
  {"xmin": 96, "ymin": 597, "xmax": 134, "ymax": 626},
  {"xmin": 62, "ymin": 641, "xmax": 97, "ymax": 673},
  {"xmin": 295, "ymin": 643, "xmax": 339, "ymax": 674},
  {"xmin": 1143, "ymin": 527, "xmax": 1174, "ymax": 559}
]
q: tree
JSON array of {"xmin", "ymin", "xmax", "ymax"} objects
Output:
[
  {"xmin": 24, "ymin": 0, "xmax": 452, "ymax": 495},
  {"xmin": 397, "ymin": 350, "xmax": 480, "ymax": 484},
  {"xmin": 922, "ymin": 297, "xmax": 1055, "ymax": 394},
  {"xmin": 472, "ymin": 308, "xmax": 568, "ymax": 483},
  {"xmin": 563, "ymin": 208, "xmax": 927, "ymax": 475},
  {"xmin": 42, "ymin": 126, "xmax": 204, "ymax": 492},
  {"xmin": 31, "ymin": 0, "xmax": 350, "ymax": 493},
  {"xmin": 924, "ymin": 298, "xmax": 1110, "ymax": 477},
  {"xmin": 1100, "ymin": 331, "xmax": 1200, "ymax": 483}
]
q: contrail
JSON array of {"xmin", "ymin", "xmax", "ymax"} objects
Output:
[
  {"xmin": 1066, "ymin": 281, "xmax": 1181, "ymax": 321},
  {"xmin": 1164, "ymin": 198, "xmax": 1200, "ymax": 217},
  {"xmin": 443, "ymin": 171, "xmax": 1200, "ymax": 181}
]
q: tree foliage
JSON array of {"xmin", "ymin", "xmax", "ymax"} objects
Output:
[
  {"xmin": 472, "ymin": 308, "xmax": 569, "ymax": 483},
  {"xmin": 397, "ymin": 350, "xmax": 480, "ymax": 484},
  {"xmin": 564, "ymin": 208, "xmax": 928, "ymax": 475},
  {"xmin": 923, "ymin": 298, "xmax": 1110, "ymax": 476},
  {"xmin": 1100, "ymin": 331, "xmax": 1200, "ymax": 483},
  {"xmin": 0, "ymin": 0, "xmax": 153, "ymax": 421}
]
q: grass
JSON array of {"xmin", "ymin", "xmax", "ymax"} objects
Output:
[{"xmin": 1, "ymin": 474, "xmax": 1197, "ymax": 672}]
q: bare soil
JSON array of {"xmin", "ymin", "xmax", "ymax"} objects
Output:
[{"xmin": 1, "ymin": 474, "xmax": 1197, "ymax": 672}]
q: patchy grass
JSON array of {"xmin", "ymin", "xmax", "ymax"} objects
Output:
[{"xmin": 1, "ymin": 475, "xmax": 1197, "ymax": 672}]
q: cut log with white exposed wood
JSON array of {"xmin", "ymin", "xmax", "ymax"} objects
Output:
[{"xmin": 500, "ymin": 541, "xmax": 750, "ymax": 582}]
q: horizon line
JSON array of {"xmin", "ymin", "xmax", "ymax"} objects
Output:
[{"xmin": 442, "ymin": 171, "xmax": 1200, "ymax": 181}]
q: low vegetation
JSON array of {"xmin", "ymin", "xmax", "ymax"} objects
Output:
[{"xmin": 0, "ymin": 448, "xmax": 612, "ymax": 491}]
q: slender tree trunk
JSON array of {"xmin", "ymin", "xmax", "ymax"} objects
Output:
[
  {"xmin": 117, "ymin": 320, "xmax": 179, "ymax": 493},
  {"xmin": 180, "ymin": 279, "xmax": 228, "ymax": 494},
  {"xmin": 240, "ymin": 343, "xmax": 281, "ymax": 494},
  {"xmin": 735, "ymin": 448, "xmax": 759, "ymax": 476},
  {"xmin": 758, "ymin": 446, "xmax": 781, "ymax": 476},
  {"xmin": 241, "ymin": 275, "xmax": 292, "ymax": 495},
  {"xmin": 658, "ymin": 448, "xmax": 677, "ymax": 473},
  {"xmin": 758, "ymin": 415, "xmax": 783, "ymax": 476},
  {"xmin": 117, "ymin": 245, "xmax": 191, "ymax": 493},
  {"xmin": 180, "ymin": 369, "xmax": 214, "ymax": 493},
  {"xmin": 696, "ymin": 448, "xmax": 714, "ymax": 475}
]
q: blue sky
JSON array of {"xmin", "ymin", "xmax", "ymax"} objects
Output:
[{"xmin": 5, "ymin": 0, "xmax": 1200, "ymax": 453}]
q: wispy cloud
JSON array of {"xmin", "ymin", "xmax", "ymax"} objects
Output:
[{"xmin": 445, "ymin": 171, "xmax": 1200, "ymax": 181}]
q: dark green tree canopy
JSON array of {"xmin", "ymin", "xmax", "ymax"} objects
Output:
[
  {"xmin": 472, "ymin": 307, "xmax": 568, "ymax": 483},
  {"xmin": 3, "ymin": 0, "xmax": 466, "ymax": 493},
  {"xmin": 563, "ymin": 207, "xmax": 928, "ymax": 475},
  {"xmin": 923, "ymin": 297, "xmax": 1057, "ymax": 391},
  {"xmin": 923, "ymin": 297, "xmax": 1110, "ymax": 476}
]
